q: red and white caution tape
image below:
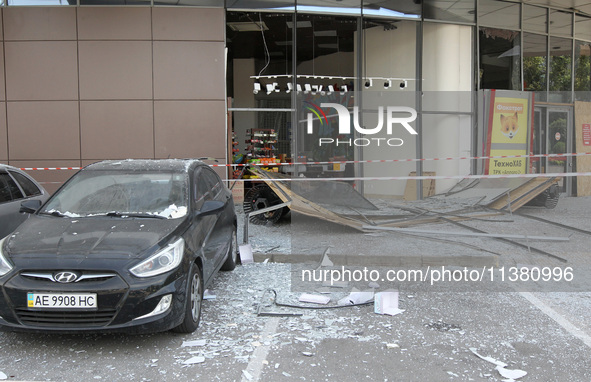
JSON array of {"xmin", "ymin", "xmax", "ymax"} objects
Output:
[
  {"xmin": 18, "ymin": 152, "xmax": 591, "ymax": 174},
  {"xmin": 19, "ymin": 167, "xmax": 82, "ymax": 171},
  {"xmin": 216, "ymin": 152, "xmax": 591, "ymax": 168},
  {"xmin": 228, "ymin": 172, "xmax": 591, "ymax": 182}
]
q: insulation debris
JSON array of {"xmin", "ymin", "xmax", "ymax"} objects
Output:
[{"xmin": 337, "ymin": 290, "xmax": 374, "ymax": 306}]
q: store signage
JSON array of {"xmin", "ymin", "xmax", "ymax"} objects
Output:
[
  {"xmin": 305, "ymin": 102, "xmax": 417, "ymax": 147},
  {"xmin": 484, "ymin": 91, "xmax": 531, "ymax": 175}
]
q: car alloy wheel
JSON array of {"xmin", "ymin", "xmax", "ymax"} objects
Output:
[
  {"xmin": 173, "ymin": 265, "xmax": 203, "ymax": 333},
  {"xmin": 190, "ymin": 271, "xmax": 202, "ymax": 322}
]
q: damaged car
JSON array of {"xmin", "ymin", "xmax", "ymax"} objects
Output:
[
  {"xmin": 0, "ymin": 164, "xmax": 49, "ymax": 240},
  {"xmin": 0, "ymin": 159, "xmax": 238, "ymax": 334}
]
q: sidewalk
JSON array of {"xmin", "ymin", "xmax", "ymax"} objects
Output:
[{"xmin": 238, "ymin": 196, "xmax": 591, "ymax": 290}]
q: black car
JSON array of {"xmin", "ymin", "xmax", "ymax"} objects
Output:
[
  {"xmin": 0, "ymin": 164, "xmax": 50, "ymax": 240},
  {"xmin": 0, "ymin": 159, "xmax": 238, "ymax": 334}
]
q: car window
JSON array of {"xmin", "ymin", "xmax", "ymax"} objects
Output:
[
  {"xmin": 9, "ymin": 171, "xmax": 42, "ymax": 197},
  {"xmin": 0, "ymin": 172, "xmax": 24, "ymax": 203},
  {"xmin": 202, "ymin": 169, "xmax": 223, "ymax": 199},
  {"xmin": 194, "ymin": 169, "xmax": 211, "ymax": 210},
  {"xmin": 41, "ymin": 171, "xmax": 188, "ymax": 219}
]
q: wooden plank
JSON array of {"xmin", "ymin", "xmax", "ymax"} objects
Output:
[
  {"xmin": 575, "ymin": 101, "xmax": 591, "ymax": 196},
  {"xmin": 487, "ymin": 177, "xmax": 559, "ymax": 211},
  {"xmin": 404, "ymin": 172, "xmax": 436, "ymax": 201}
]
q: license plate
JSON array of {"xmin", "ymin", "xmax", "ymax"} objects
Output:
[{"xmin": 27, "ymin": 293, "xmax": 98, "ymax": 309}]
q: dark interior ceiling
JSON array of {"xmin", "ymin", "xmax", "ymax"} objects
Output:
[
  {"xmin": 227, "ymin": 1, "xmax": 591, "ymax": 65},
  {"xmin": 227, "ymin": 12, "xmax": 358, "ymax": 63},
  {"xmin": 226, "ymin": 11, "xmax": 402, "ymax": 64}
]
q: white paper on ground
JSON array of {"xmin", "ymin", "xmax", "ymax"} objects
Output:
[
  {"xmin": 337, "ymin": 290, "xmax": 374, "ymax": 305},
  {"xmin": 299, "ymin": 293, "xmax": 331, "ymax": 305},
  {"xmin": 239, "ymin": 244, "xmax": 254, "ymax": 264}
]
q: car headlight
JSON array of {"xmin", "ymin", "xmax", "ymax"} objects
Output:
[
  {"xmin": 130, "ymin": 238, "xmax": 184, "ymax": 278},
  {"xmin": 0, "ymin": 237, "xmax": 14, "ymax": 277}
]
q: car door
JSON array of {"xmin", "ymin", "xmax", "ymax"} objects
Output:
[
  {"xmin": 198, "ymin": 168, "xmax": 231, "ymax": 278},
  {"xmin": 0, "ymin": 171, "xmax": 26, "ymax": 239},
  {"xmin": 190, "ymin": 167, "xmax": 217, "ymax": 282}
]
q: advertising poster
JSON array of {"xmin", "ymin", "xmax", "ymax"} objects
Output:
[{"xmin": 485, "ymin": 91, "xmax": 532, "ymax": 175}]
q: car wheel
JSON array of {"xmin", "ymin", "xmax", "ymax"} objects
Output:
[
  {"xmin": 172, "ymin": 264, "xmax": 203, "ymax": 333},
  {"xmin": 221, "ymin": 229, "xmax": 239, "ymax": 271}
]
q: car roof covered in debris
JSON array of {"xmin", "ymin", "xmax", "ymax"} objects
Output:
[
  {"xmin": 0, "ymin": 163, "xmax": 24, "ymax": 172},
  {"xmin": 83, "ymin": 159, "xmax": 205, "ymax": 173}
]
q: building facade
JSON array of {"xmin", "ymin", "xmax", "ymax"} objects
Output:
[{"xmin": 1, "ymin": 1, "xmax": 590, "ymax": 197}]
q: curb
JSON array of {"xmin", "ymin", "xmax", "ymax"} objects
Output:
[{"xmin": 252, "ymin": 253, "xmax": 499, "ymax": 268}]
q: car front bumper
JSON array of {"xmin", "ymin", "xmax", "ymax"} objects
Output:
[{"xmin": 0, "ymin": 268, "xmax": 189, "ymax": 334}]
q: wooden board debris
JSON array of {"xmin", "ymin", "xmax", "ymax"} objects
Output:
[
  {"xmin": 403, "ymin": 172, "xmax": 436, "ymax": 201},
  {"xmin": 487, "ymin": 177, "xmax": 560, "ymax": 212},
  {"xmin": 575, "ymin": 101, "xmax": 591, "ymax": 196},
  {"xmin": 250, "ymin": 168, "xmax": 366, "ymax": 231}
]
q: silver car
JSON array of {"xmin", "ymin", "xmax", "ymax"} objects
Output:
[{"xmin": 0, "ymin": 164, "xmax": 49, "ymax": 239}]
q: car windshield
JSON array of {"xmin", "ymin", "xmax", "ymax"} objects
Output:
[{"xmin": 41, "ymin": 170, "xmax": 189, "ymax": 219}]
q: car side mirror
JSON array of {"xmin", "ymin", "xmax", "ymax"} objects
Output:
[
  {"xmin": 20, "ymin": 199, "xmax": 42, "ymax": 214},
  {"xmin": 199, "ymin": 200, "xmax": 224, "ymax": 216}
]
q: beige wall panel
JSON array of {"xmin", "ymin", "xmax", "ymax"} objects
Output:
[
  {"xmin": 153, "ymin": 41, "xmax": 225, "ymax": 100},
  {"xmin": 79, "ymin": 41, "xmax": 153, "ymax": 100},
  {"xmin": 4, "ymin": 7, "xmax": 76, "ymax": 41},
  {"xmin": 0, "ymin": 44, "xmax": 4, "ymax": 102},
  {"xmin": 9, "ymin": 160, "xmax": 80, "ymax": 195},
  {"xmin": 152, "ymin": 7, "xmax": 224, "ymax": 41},
  {"xmin": 0, "ymin": 9, "xmax": 3, "ymax": 40},
  {"xmin": 154, "ymin": 101, "xmax": 226, "ymax": 159},
  {"xmin": 80, "ymin": 101, "xmax": 154, "ymax": 160},
  {"xmin": 0, "ymin": 104, "xmax": 6, "ymax": 162},
  {"xmin": 78, "ymin": 7, "xmax": 152, "ymax": 40},
  {"xmin": 5, "ymin": 41, "xmax": 78, "ymax": 101},
  {"xmin": 7, "ymin": 101, "xmax": 80, "ymax": 161}
]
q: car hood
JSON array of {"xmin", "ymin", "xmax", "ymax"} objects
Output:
[{"xmin": 4, "ymin": 215, "xmax": 185, "ymax": 259}]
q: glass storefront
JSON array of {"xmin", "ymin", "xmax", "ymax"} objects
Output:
[{"xmin": 224, "ymin": 1, "xmax": 591, "ymax": 197}]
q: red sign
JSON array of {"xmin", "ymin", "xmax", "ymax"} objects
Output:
[
  {"xmin": 555, "ymin": 132, "xmax": 561, "ymax": 141},
  {"xmin": 584, "ymin": 124, "xmax": 591, "ymax": 146}
]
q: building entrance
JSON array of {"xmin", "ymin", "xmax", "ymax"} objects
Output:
[{"xmin": 533, "ymin": 106, "xmax": 574, "ymax": 195}]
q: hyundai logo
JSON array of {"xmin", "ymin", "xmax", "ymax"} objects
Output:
[{"xmin": 53, "ymin": 271, "xmax": 80, "ymax": 283}]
